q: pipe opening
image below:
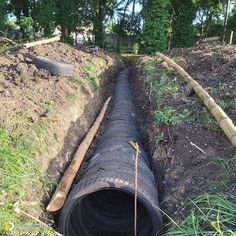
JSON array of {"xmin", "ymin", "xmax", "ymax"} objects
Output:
[{"xmin": 67, "ymin": 189, "xmax": 154, "ymax": 236}]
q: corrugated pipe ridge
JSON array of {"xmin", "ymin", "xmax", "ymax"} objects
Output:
[{"xmin": 59, "ymin": 69, "xmax": 162, "ymax": 236}]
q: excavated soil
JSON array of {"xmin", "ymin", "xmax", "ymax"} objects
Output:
[
  {"xmin": 132, "ymin": 42, "xmax": 236, "ymax": 222},
  {"xmin": 0, "ymin": 42, "xmax": 123, "ymax": 230}
]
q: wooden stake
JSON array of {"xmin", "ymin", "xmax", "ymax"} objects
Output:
[
  {"xmin": 134, "ymin": 142, "xmax": 139, "ymax": 236},
  {"xmin": 47, "ymin": 97, "xmax": 112, "ymax": 212},
  {"xmin": 230, "ymin": 30, "xmax": 234, "ymax": 45},
  {"xmin": 23, "ymin": 36, "xmax": 60, "ymax": 48},
  {"xmin": 156, "ymin": 52, "xmax": 236, "ymax": 147}
]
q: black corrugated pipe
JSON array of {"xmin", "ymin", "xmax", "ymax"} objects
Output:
[{"xmin": 59, "ymin": 69, "xmax": 163, "ymax": 236}]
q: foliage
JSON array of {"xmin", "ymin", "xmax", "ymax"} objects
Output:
[
  {"xmin": 55, "ymin": 0, "xmax": 80, "ymax": 40},
  {"xmin": 83, "ymin": 57, "xmax": 105, "ymax": 89},
  {"xmin": 142, "ymin": 0, "xmax": 171, "ymax": 53},
  {"xmin": 167, "ymin": 194, "xmax": 236, "ymax": 235},
  {"xmin": 227, "ymin": 6, "xmax": 236, "ymax": 43},
  {"xmin": 17, "ymin": 16, "xmax": 34, "ymax": 38},
  {"xmin": 0, "ymin": 0, "xmax": 7, "ymax": 32},
  {"xmin": 171, "ymin": 0, "xmax": 196, "ymax": 48},
  {"xmin": 132, "ymin": 42, "xmax": 139, "ymax": 54},
  {"xmin": 154, "ymin": 106, "xmax": 190, "ymax": 124},
  {"xmin": 36, "ymin": 0, "xmax": 55, "ymax": 37},
  {"xmin": 195, "ymin": 0, "xmax": 225, "ymax": 39}
]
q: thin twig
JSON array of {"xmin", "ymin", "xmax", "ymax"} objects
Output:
[
  {"xmin": 167, "ymin": 127, "xmax": 174, "ymax": 157},
  {"xmin": 190, "ymin": 141, "xmax": 206, "ymax": 154},
  {"xmin": 186, "ymin": 136, "xmax": 206, "ymax": 154},
  {"xmin": 134, "ymin": 142, "xmax": 139, "ymax": 236},
  {"xmin": 13, "ymin": 203, "xmax": 62, "ymax": 236}
]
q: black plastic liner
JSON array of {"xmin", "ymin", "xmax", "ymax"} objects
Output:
[{"xmin": 59, "ymin": 69, "xmax": 162, "ymax": 236}]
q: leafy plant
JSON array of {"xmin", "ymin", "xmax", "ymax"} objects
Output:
[
  {"xmin": 154, "ymin": 106, "xmax": 190, "ymax": 124},
  {"xmin": 18, "ymin": 16, "xmax": 33, "ymax": 38}
]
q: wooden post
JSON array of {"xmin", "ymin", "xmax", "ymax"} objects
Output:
[{"xmin": 230, "ymin": 30, "xmax": 234, "ymax": 45}]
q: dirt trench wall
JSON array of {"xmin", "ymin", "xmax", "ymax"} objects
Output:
[
  {"xmin": 0, "ymin": 42, "xmax": 123, "ymax": 235},
  {"xmin": 45, "ymin": 59, "xmax": 123, "ymax": 182}
]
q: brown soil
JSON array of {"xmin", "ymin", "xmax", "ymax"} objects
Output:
[
  {"xmin": 132, "ymin": 42, "xmax": 236, "ymax": 222},
  {"xmin": 0, "ymin": 42, "xmax": 123, "ymax": 229}
]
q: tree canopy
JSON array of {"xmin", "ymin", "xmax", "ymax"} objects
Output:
[{"xmin": 1, "ymin": 0, "xmax": 236, "ymax": 52}]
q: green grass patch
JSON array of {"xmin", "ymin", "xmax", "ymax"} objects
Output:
[
  {"xmin": 208, "ymin": 152, "xmax": 236, "ymax": 191},
  {"xmin": 83, "ymin": 57, "xmax": 105, "ymax": 90},
  {"xmin": 154, "ymin": 106, "xmax": 191, "ymax": 124},
  {"xmin": 41, "ymin": 100, "xmax": 55, "ymax": 113},
  {"xmin": 143, "ymin": 58, "xmax": 179, "ymax": 108},
  {"xmin": 0, "ymin": 117, "xmax": 57, "ymax": 235},
  {"xmin": 166, "ymin": 194, "xmax": 236, "ymax": 236},
  {"xmin": 0, "ymin": 43, "xmax": 10, "ymax": 52},
  {"xmin": 67, "ymin": 86, "xmax": 81, "ymax": 102}
]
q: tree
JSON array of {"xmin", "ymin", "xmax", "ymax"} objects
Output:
[
  {"xmin": 8, "ymin": 0, "xmax": 31, "ymax": 19},
  {"xmin": 35, "ymin": 0, "xmax": 55, "ymax": 37},
  {"xmin": 142, "ymin": 0, "xmax": 171, "ymax": 53},
  {"xmin": 55, "ymin": 0, "xmax": 80, "ymax": 42},
  {"xmin": 0, "ymin": 0, "xmax": 7, "ymax": 33},
  {"xmin": 195, "ymin": 0, "xmax": 224, "ymax": 39},
  {"xmin": 17, "ymin": 16, "xmax": 34, "ymax": 39},
  {"xmin": 223, "ymin": 0, "xmax": 231, "ymax": 42},
  {"xmin": 171, "ymin": 0, "xmax": 196, "ymax": 48},
  {"xmin": 226, "ymin": 4, "xmax": 236, "ymax": 43}
]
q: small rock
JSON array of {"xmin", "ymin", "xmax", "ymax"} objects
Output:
[
  {"xmin": 25, "ymin": 57, "xmax": 32, "ymax": 63},
  {"xmin": 4, "ymin": 90, "xmax": 10, "ymax": 97},
  {"xmin": 17, "ymin": 54, "xmax": 24, "ymax": 61},
  {"xmin": 179, "ymin": 186, "xmax": 185, "ymax": 195}
]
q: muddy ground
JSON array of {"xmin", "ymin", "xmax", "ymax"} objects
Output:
[{"xmin": 132, "ymin": 42, "xmax": 236, "ymax": 224}]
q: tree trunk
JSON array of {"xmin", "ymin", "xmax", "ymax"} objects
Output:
[
  {"xmin": 94, "ymin": 0, "xmax": 105, "ymax": 47},
  {"xmin": 129, "ymin": 0, "xmax": 136, "ymax": 49},
  {"xmin": 223, "ymin": 0, "xmax": 231, "ymax": 43}
]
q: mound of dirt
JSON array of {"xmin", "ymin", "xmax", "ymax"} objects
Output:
[
  {"xmin": 133, "ymin": 42, "xmax": 236, "ymax": 223},
  {"xmin": 166, "ymin": 43, "xmax": 236, "ymax": 120},
  {"xmin": 0, "ymin": 42, "xmax": 123, "ymax": 235},
  {"xmin": 0, "ymin": 42, "xmax": 119, "ymax": 123}
]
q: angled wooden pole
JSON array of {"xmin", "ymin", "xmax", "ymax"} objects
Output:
[
  {"xmin": 156, "ymin": 52, "xmax": 236, "ymax": 147},
  {"xmin": 47, "ymin": 97, "xmax": 111, "ymax": 212}
]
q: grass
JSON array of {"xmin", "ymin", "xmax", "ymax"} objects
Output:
[
  {"xmin": 0, "ymin": 43, "xmax": 10, "ymax": 52},
  {"xmin": 42, "ymin": 100, "xmax": 55, "ymax": 113},
  {"xmin": 154, "ymin": 106, "xmax": 191, "ymax": 124},
  {"xmin": 143, "ymin": 58, "xmax": 179, "ymax": 109},
  {"xmin": 155, "ymin": 132, "xmax": 165, "ymax": 144},
  {"xmin": 208, "ymin": 152, "xmax": 236, "ymax": 191},
  {"xmin": 166, "ymin": 194, "xmax": 236, "ymax": 236},
  {"xmin": 192, "ymin": 107, "xmax": 218, "ymax": 131},
  {"xmin": 66, "ymin": 56, "xmax": 105, "ymax": 101},
  {"xmin": 0, "ymin": 117, "xmax": 57, "ymax": 235},
  {"xmin": 83, "ymin": 57, "xmax": 105, "ymax": 90}
]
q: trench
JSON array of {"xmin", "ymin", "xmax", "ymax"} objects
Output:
[{"xmin": 47, "ymin": 64, "xmax": 166, "ymax": 235}]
